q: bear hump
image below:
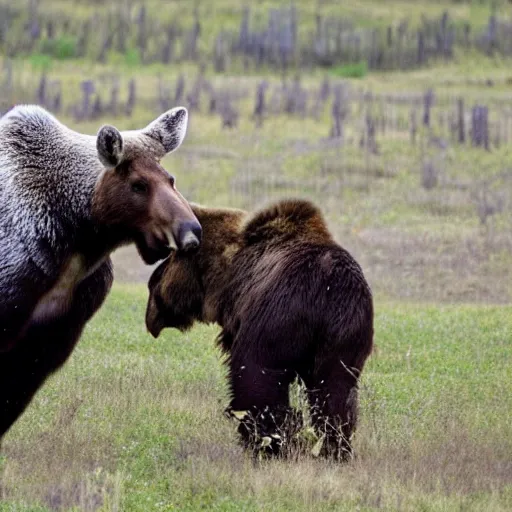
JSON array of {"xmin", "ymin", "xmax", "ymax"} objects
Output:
[{"xmin": 242, "ymin": 198, "xmax": 332, "ymax": 245}]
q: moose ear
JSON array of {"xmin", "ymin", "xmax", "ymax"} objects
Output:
[
  {"xmin": 143, "ymin": 106, "xmax": 189, "ymax": 155},
  {"xmin": 96, "ymin": 125, "xmax": 124, "ymax": 168}
]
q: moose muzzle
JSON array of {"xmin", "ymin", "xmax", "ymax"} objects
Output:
[{"xmin": 177, "ymin": 220, "xmax": 202, "ymax": 252}]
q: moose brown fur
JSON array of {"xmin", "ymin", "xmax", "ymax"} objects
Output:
[
  {"xmin": 0, "ymin": 105, "xmax": 201, "ymax": 439},
  {"xmin": 146, "ymin": 199, "xmax": 373, "ymax": 461}
]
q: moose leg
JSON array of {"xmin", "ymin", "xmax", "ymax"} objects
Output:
[
  {"xmin": 0, "ymin": 317, "xmax": 85, "ymax": 438},
  {"xmin": 0, "ymin": 263, "xmax": 112, "ymax": 440},
  {"xmin": 0, "ymin": 242, "xmax": 50, "ymax": 353},
  {"xmin": 226, "ymin": 357, "xmax": 295, "ymax": 458}
]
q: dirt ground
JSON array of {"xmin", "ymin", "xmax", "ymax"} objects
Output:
[
  {"xmin": 110, "ymin": 246, "xmax": 160, "ymax": 284},
  {"xmin": 111, "ymin": 226, "xmax": 511, "ymax": 305}
]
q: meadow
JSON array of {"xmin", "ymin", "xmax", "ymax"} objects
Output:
[
  {"xmin": 1, "ymin": 287, "xmax": 511, "ymax": 511},
  {"xmin": 1, "ymin": 0, "xmax": 512, "ymax": 510}
]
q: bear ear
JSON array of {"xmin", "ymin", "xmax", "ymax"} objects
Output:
[
  {"xmin": 143, "ymin": 106, "xmax": 188, "ymax": 155},
  {"xmin": 96, "ymin": 125, "xmax": 124, "ymax": 168}
]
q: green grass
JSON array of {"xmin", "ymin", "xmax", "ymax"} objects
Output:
[
  {"xmin": 1, "ymin": 1, "xmax": 512, "ymax": 508},
  {"xmin": 330, "ymin": 61, "xmax": 368, "ymax": 79},
  {"xmin": 1, "ymin": 285, "xmax": 511, "ymax": 511}
]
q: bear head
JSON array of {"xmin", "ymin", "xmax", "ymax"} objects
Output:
[{"xmin": 145, "ymin": 204, "xmax": 246, "ymax": 337}]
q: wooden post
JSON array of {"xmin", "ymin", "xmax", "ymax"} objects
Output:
[
  {"xmin": 253, "ymin": 80, "xmax": 269, "ymax": 127},
  {"xmin": 80, "ymin": 80, "xmax": 95, "ymax": 120},
  {"xmin": 125, "ymin": 79, "xmax": 136, "ymax": 117},
  {"xmin": 175, "ymin": 74, "xmax": 185, "ymax": 104},
  {"xmin": 457, "ymin": 97, "xmax": 465, "ymax": 144},
  {"xmin": 36, "ymin": 74, "xmax": 47, "ymax": 107},
  {"xmin": 330, "ymin": 87, "xmax": 343, "ymax": 140},
  {"xmin": 417, "ymin": 31, "xmax": 426, "ymax": 67},
  {"xmin": 423, "ymin": 88, "xmax": 434, "ymax": 127},
  {"xmin": 410, "ymin": 107, "xmax": 417, "ymax": 145}
]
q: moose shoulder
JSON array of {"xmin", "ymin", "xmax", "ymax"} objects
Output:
[{"xmin": 0, "ymin": 105, "xmax": 201, "ymax": 439}]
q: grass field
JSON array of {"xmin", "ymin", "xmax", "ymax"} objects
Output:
[
  {"xmin": 1, "ymin": 285, "xmax": 511, "ymax": 511},
  {"xmin": 5, "ymin": 52, "xmax": 512, "ymax": 303},
  {"xmin": 1, "ymin": 73, "xmax": 512, "ymax": 512},
  {"xmin": 1, "ymin": 0, "xmax": 512, "ymax": 510}
]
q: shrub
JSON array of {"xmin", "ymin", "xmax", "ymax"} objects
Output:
[
  {"xmin": 39, "ymin": 35, "xmax": 77, "ymax": 60},
  {"xmin": 330, "ymin": 61, "xmax": 368, "ymax": 78},
  {"xmin": 124, "ymin": 48, "xmax": 141, "ymax": 67}
]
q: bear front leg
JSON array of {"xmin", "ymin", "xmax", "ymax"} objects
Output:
[
  {"xmin": 226, "ymin": 357, "xmax": 295, "ymax": 459},
  {"xmin": 305, "ymin": 359, "xmax": 362, "ymax": 462}
]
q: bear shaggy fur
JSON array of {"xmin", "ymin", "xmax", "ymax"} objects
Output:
[
  {"xmin": 146, "ymin": 199, "xmax": 374, "ymax": 460},
  {"xmin": 0, "ymin": 105, "xmax": 202, "ymax": 440}
]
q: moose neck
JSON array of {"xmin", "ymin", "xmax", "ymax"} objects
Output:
[{"xmin": 74, "ymin": 222, "xmax": 136, "ymax": 275}]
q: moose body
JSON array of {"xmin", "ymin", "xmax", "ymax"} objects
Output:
[
  {"xmin": 145, "ymin": 199, "xmax": 373, "ymax": 461},
  {"xmin": 0, "ymin": 105, "xmax": 201, "ymax": 439}
]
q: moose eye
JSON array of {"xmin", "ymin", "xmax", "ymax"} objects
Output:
[{"xmin": 131, "ymin": 180, "xmax": 148, "ymax": 194}]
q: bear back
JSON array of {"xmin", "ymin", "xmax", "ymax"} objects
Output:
[
  {"xmin": 218, "ymin": 199, "xmax": 373, "ymax": 355},
  {"xmin": 241, "ymin": 199, "xmax": 334, "ymax": 247}
]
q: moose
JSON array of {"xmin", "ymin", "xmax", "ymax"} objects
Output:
[{"xmin": 0, "ymin": 104, "xmax": 201, "ymax": 439}]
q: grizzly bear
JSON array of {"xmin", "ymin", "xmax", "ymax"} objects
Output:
[
  {"xmin": 145, "ymin": 199, "xmax": 373, "ymax": 460},
  {"xmin": 0, "ymin": 105, "xmax": 201, "ymax": 440}
]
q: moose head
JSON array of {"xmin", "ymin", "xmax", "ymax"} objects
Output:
[{"xmin": 92, "ymin": 107, "xmax": 202, "ymax": 264}]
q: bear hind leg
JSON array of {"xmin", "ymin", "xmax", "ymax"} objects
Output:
[
  {"xmin": 226, "ymin": 358, "xmax": 296, "ymax": 459},
  {"xmin": 305, "ymin": 359, "xmax": 362, "ymax": 462}
]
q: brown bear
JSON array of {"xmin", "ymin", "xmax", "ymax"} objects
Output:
[{"xmin": 145, "ymin": 199, "xmax": 374, "ymax": 461}]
